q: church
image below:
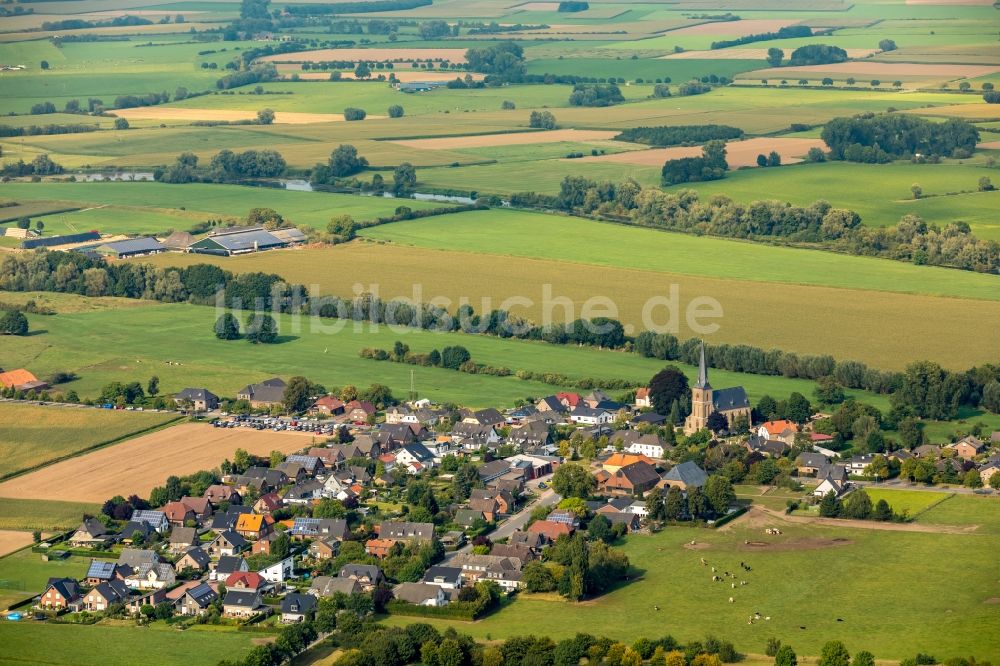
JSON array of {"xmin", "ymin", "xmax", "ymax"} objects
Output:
[{"xmin": 683, "ymin": 342, "xmax": 753, "ymax": 435}]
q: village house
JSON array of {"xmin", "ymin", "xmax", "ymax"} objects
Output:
[
  {"xmin": 127, "ymin": 588, "xmax": 168, "ymax": 615},
  {"xmin": 634, "ymin": 387, "xmax": 652, "ymax": 409},
  {"xmin": 422, "ymin": 566, "xmax": 463, "ymax": 589},
  {"xmin": 210, "ymin": 506, "xmax": 252, "ymax": 532},
  {"xmin": 339, "ymin": 564, "xmax": 384, "ymax": 591},
  {"xmin": 174, "ymin": 388, "xmax": 218, "ymax": 412},
  {"xmin": 84, "ymin": 560, "xmax": 118, "ymax": 587},
  {"xmin": 451, "ymin": 422, "xmax": 502, "ymax": 450},
  {"xmin": 70, "ymin": 518, "xmax": 110, "ymax": 549},
  {"xmin": 846, "ymin": 454, "xmax": 876, "ymax": 475},
  {"xmin": 795, "ymin": 452, "xmax": 830, "ymax": 476},
  {"xmin": 950, "ymin": 436, "xmax": 986, "ymax": 461},
  {"xmin": 253, "ymin": 492, "xmax": 284, "ymax": 516},
  {"xmin": 462, "ymin": 408, "xmax": 505, "ymax": 427},
  {"xmin": 227, "ymin": 571, "xmax": 267, "ymax": 592},
  {"xmin": 310, "ymin": 576, "xmax": 361, "ymax": 597},
  {"xmin": 131, "ymin": 510, "xmax": 169, "ymax": 534},
  {"xmin": 208, "ymin": 530, "xmax": 248, "ymax": 558},
  {"xmin": 683, "ymin": 342, "xmax": 752, "ymax": 434},
  {"xmin": 177, "ymin": 583, "xmax": 218, "ymax": 616},
  {"xmin": 289, "ymin": 517, "xmax": 350, "ymax": 540},
  {"xmin": 527, "ymin": 519, "xmax": 573, "ymax": 542},
  {"xmin": 311, "ymin": 395, "xmax": 345, "ymax": 416},
  {"xmin": 757, "ymin": 420, "xmax": 798, "ymax": 445},
  {"xmin": 283, "ymin": 479, "xmax": 325, "ymax": 505},
  {"xmin": 82, "ymin": 580, "xmax": 130, "ymax": 612},
  {"xmin": 569, "ymin": 404, "xmax": 614, "ymax": 426},
  {"xmin": 611, "ymin": 431, "xmax": 667, "ymax": 459},
  {"xmin": 745, "ymin": 436, "xmax": 788, "ymax": 458},
  {"xmin": 259, "ymin": 556, "xmax": 295, "ymax": 585},
  {"xmin": 175, "ymin": 547, "xmax": 211, "ymax": 574},
  {"xmin": 365, "ymin": 538, "xmax": 396, "ymax": 558},
  {"xmin": 211, "ymin": 555, "xmax": 249, "ymax": 582},
  {"xmin": 344, "ymin": 400, "xmax": 377, "ymax": 423},
  {"xmin": 281, "ymin": 593, "xmax": 317, "ymax": 623},
  {"xmin": 378, "ymin": 521, "xmax": 435, "ymax": 545},
  {"xmin": 236, "ymin": 377, "xmax": 286, "ymax": 409},
  {"xmin": 660, "ymin": 461, "xmax": 708, "ymax": 492},
  {"xmin": 393, "ymin": 582, "xmax": 448, "ymax": 607},
  {"xmin": 125, "ymin": 563, "xmax": 176, "ymax": 590},
  {"xmin": 117, "ymin": 520, "xmax": 154, "ymax": 544},
  {"xmin": 600, "ymin": 460, "xmax": 661, "ymax": 496},
  {"xmin": 41, "ymin": 578, "xmax": 81, "ymax": 611},
  {"xmin": 168, "ymin": 526, "xmax": 199, "ymax": 553},
  {"xmin": 0, "ymin": 368, "xmax": 48, "ymax": 392},
  {"xmin": 602, "ymin": 452, "xmax": 656, "ymax": 474},
  {"xmin": 204, "ymin": 484, "xmax": 241, "ymax": 506},
  {"xmin": 308, "ymin": 538, "xmax": 340, "ymax": 560},
  {"xmin": 222, "ymin": 590, "xmax": 263, "ymax": 618}
]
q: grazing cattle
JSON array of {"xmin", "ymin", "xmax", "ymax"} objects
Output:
[{"xmin": 728, "ymin": 597, "xmax": 734, "ymax": 603}]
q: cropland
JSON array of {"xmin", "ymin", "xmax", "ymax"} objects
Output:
[{"xmin": 0, "ymin": 0, "xmax": 998, "ymax": 662}]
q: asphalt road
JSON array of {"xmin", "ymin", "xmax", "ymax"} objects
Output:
[{"xmin": 447, "ymin": 477, "xmax": 561, "ymax": 558}]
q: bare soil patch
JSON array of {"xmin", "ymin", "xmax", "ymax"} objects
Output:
[
  {"xmin": 682, "ymin": 541, "xmax": 713, "ymax": 550},
  {"xmin": 739, "ymin": 536, "xmax": 855, "ymax": 552},
  {"xmin": 757, "ymin": 505, "xmax": 980, "ymax": 534},
  {"xmin": 664, "ymin": 47, "xmax": 877, "ymax": 60},
  {"xmin": 984, "ymin": 597, "xmax": 1000, "ymax": 604},
  {"xmin": 514, "ymin": 1, "xmax": 561, "ymax": 9},
  {"xmin": 977, "ymin": 140, "xmax": 1000, "ymax": 149},
  {"xmin": 0, "ymin": 423, "xmax": 319, "ymax": 503},
  {"xmin": 112, "ymin": 108, "xmax": 352, "ymax": 124},
  {"xmin": 574, "ymin": 137, "xmax": 825, "ymax": 167},
  {"xmin": 751, "ymin": 62, "xmax": 1000, "ymax": 78},
  {"xmin": 394, "ymin": 129, "xmax": 621, "ymax": 150},
  {"xmin": 0, "ymin": 530, "xmax": 33, "ymax": 558},
  {"xmin": 667, "ymin": 18, "xmax": 800, "ymax": 36},
  {"xmin": 261, "ymin": 48, "xmax": 469, "ymax": 64}
]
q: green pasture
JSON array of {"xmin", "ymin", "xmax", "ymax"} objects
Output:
[
  {"xmin": 0, "ymin": 182, "xmax": 444, "ymax": 230},
  {"xmin": 18, "ymin": 205, "xmax": 202, "ymax": 237},
  {"xmin": 916, "ymin": 493, "xmax": 1000, "ymax": 534},
  {"xmin": 863, "ymin": 488, "xmax": 953, "ymax": 518},
  {"xmin": 0, "ymin": 403, "xmax": 178, "ymax": 480},
  {"xmin": 674, "ymin": 161, "xmax": 1000, "ymax": 240},
  {"xmin": 359, "ymin": 208, "xmax": 1000, "ymax": 301},
  {"xmin": 383, "ymin": 502, "xmax": 1000, "ymax": 661},
  {"xmin": 0, "ymin": 622, "xmax": 261, "ymax": 666},
  {"xmin": 0, "ymin": 300, "xmax": 892, "ymax": 410},
  {"xmin": 0, "ymin": 547, "xmax": 91, "ymax": 593},
  {"xmin": 525, "ymin": 58, "xmax": 762, "ymax": 82},
  {"xmin": 0, "ymin": 499, "xmax": 101, "ymax": 531}
]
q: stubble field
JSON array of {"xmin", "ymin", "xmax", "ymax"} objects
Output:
[{"xmin": 0, "ymin": 423, "xmax": 319, "ymax": 503}]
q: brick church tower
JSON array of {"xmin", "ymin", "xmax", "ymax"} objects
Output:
[{"xmin": 684, "ymin": 341, "xmax": 713, "ymax": 434}]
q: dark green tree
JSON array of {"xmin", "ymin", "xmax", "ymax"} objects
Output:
[
  {"xmin": 214, "ymin": 313, "xmax": 241, "ymax": 340},
  {"xmin": 648, "ymin": 366, "xmax": 689, "ymax": 416},
  {"xmin": 245, "ymin": 313, "xmax": 278, "ymax": 344},
  {"xmin": 0, "ymin": 310, "xmax": 29, "ymax": 336}
]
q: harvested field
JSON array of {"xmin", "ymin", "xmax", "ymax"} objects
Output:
[
  {"xmin": 574, "ymin": 137, "xmax": 825, "ymax": 167},
  {"xmin": 909, "ymin": 103, "xmax": 1000, "ymax": 119},
  {"xmin": 0, "ymin": 423, "xmax": 319, "ymax": 503},
  {"xmin": 751, "ymin": 62, "xmax": 1000, "ymax": 78},
  {"xmin": 260, "ymin": 48, "xmax": 469, "ymax": 63},
  {"xmin": 979, "ymin": 140, "xmax": 1000, "ymax": 149},
  {"xmin": 111, "ymin": 108, "xmax": 352, "ymax": 124},
  {"xmin": 663, "ymin": 47, "xmax": 877, "ymax": 59},
  {"xmin": 666, "ymin": 18, "xmax": 799, "ymax": 36},
  {"xmin": 0, "ymin": 531, "xmax": 33, "ymax": 558},
  {"xmin": 393, "ymin": 129, "xmax": 620, "ymax": 150}
]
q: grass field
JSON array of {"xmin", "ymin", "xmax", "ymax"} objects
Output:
[
  {"xmin": 0, "ymin": 622, "xmax": 263, "ymax": 665},
  {"xmin": 0, "ymin": 499, "xmax": 100, "ymax": 531},
  {"xmin": 0, "ymin": 547, "xmax": 91, "ymax": 593},
  {"xmin": 137, "ymin": 238, "xmax": 1000, "ymax": 370},
  {"xmin": 0, "ymin": 403, "xmax": 179, "ymax": 480},
  {"xmin": 0, "ymin": 300, "xmax": 892, "ymax": 410},
  {"xmin": 358, "ymin": 209, "xmax": 999, "ymax": 301},
  {"xmin": 0, "ymin": 182, "xmax": 444, "ymax": 232},
  {"xmin": 382, "ymin": 495, "xmax": 1000, "ymax": 661},
  {"xmin": 863, "ymin": 488, "xmax": 955, "ymax": 517}
]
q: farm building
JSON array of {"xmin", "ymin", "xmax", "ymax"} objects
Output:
[
  {"xmin": 94, "ymin": 237, "xmax": 166, "ymax": 259},
  {"xmin": 2, "ymin": 227, "xmax": 39, "ymax": 239},
  {"xmin": 0, "ymin": 368, "xmax": 48, "ymax": 392},
  {"xmin": 162, "ymin": 231, "xmax": 194, "ymax": 250},
  {"xmin": 395, "ymin": 81, "xmax": 446, "ymax": 93},
  {"xmin": 188, "ymin": 226, "xmax": 302, "ymax": 256}
]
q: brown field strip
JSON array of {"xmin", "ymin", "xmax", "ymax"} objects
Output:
[
  {"xmin": 261, "ymin": 48, "xmax": 469, "ymax": 63},
  {"xmin": 392, "ymin": 129, "xmax": 621, "ymax": 150},
  {"xmin": 910, "ymin": 103, "xmax": 1000, "ymax": 119},
  {"xmin": 666, "ymin": 18, "xmax": 799, "ymax": 36},
  {"xmin": 0, "ymin": 531, "xmax": 33, "ymax": 558},
  {"xmin": 138, "ymin": 243, "xmax": 1000, "ymax": 369},
  {"xmin": 0, "ymin": 424, "xmax": 320, "ymax": 503},
  {"xmin": 906, "ymin": 0, "xmax": 994, "ymax": 4},
  {"xmin": 573, "ymin": 137, "xmax": 825, "ymax": 167},
  {"xmin": 278, "ymin": 68, "xmax": 482, "ymax": 83},
  {"xmin": 112, "ymin": 108, "xmax": 355, "ymax": 124}
]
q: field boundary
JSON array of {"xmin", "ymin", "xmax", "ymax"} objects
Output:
[
  {"xmin": 908, "ymin": 490, "xmax": 957, "ymax": 520},
  {"xmin": 0, "ymin": 407, "xmax": 185, "ymax": 483}
]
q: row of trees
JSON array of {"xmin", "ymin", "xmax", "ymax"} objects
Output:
[
  {"xmin": 214, "ymin": 311, "xmax": 279, "ymax": 343},
  {"xmin": 615, "ymin": 124, "xmax": 743, "ymax": 147},
  {"xmin": 568, "ymin": 83, "xmax": 625, "ymax": 107},
  {"xmin": 511, "ymin": 174, "xmax": 999, "ymax": 273},
  {"xmin": 661, "ymin": 139, "xmax": 728, "ymax": 185},
  {"xmin": 711, "ymin": 24, "xmax": 811, "ymax": 50}
]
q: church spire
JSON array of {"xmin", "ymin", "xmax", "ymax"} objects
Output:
[{"xmin": 695, "ymin": 340, "xmax": 710, "ymax": 389}]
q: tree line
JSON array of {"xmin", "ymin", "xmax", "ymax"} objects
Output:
[
  {"xmin": 0, "ymin": 123, "xmax": 98, "ymax": 137},
  {"xmin": 821, "ymin": 113, "xmax": 979, "ymax": 162},
  {"xmin": 2, "ymin": 250, "xmax": 995, "ymax": 420},
  {"xmin": 508, "ymin": 174, "xmax": 999, "ymax": 273},
  {"xmin": 710, "ymin": 24, "xmax": 811, "ymax": 49},
  {"xmin": 615, "ymin": 124, "xmax": 743, "ymax": 147}
]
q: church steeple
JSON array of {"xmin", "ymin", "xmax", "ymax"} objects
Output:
[{"xmin": 695, "ymin": 340, "xmax": 710, "ymax": 389}]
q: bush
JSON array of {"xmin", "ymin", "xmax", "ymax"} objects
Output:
[
  {"xmin": 344, "ymin": 107, "xmax": 367, "ymax": 121},
  {"xmin": 529, "ymin": 110, "xmax": 557, "ymax": 129},
  {"xmin": 387, "ymin": 104, "xmax": 404, "ymax": 118}
]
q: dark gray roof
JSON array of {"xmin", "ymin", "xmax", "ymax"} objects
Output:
[
  {"xmin": 281, "ymin": 593, "xmax": 317, "ymax": 614},
  {"xmin": 423, "ymin": 566, "xmax": 462, "ymax": 584},
  {"xmin": 194, "ymin": 228, "xmax": 286, "ymax": 253},
  {"xmin": 86, "ymin": 560, "xmax": 116, "ymax": 580},
  {"xmin": 663, "ymin": 461, "xmax": 708, "ymax": 488},
  {"xmin": 712, "ymin": 387, "xmax": 749, "ymax": 411},
  {"xmin": 222, "ymin": 590, "xmax": 261, "ymax": 608},
  {"xmin": 97, "ymin": 237, "xmax": 165, "ymax": 255},
  {"xmin": 215, "ymin": 530, "xmax": 248, "ymax": 549},
  {"xmin": 216, "ymin": 555, "xmax": 247, "ymax": 574},
  {"xmin": 339, "ymin": 564, "xmax": 383, "ymax": 581},
  {"xmin": 181, "ymin": 547, "xmax": 211, "ymax": 567},
  {"xmin": 176, "ymin": 388, "xmax": 217, "ymax": 402},
  {"xmin": 186, "ymin": 582, "xmax": 218, "ymax": 607}
]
